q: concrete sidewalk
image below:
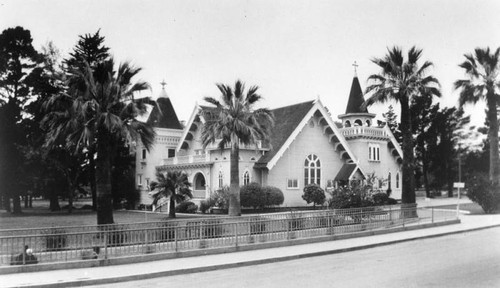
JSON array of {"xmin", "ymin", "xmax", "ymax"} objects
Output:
[{"xmin": 1, "ymin": 211, "xmax": 500, "ymax": 288}]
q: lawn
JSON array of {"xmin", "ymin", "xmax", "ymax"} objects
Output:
[{"xmin": 0, "ymin": 199, "xmax": 205, "ymax": 230}]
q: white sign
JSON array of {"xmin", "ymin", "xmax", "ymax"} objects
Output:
[{"xmin": 453, "ymin": 182, "xmax": 465, "ymax": 188}]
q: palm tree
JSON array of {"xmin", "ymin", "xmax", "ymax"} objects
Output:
[
  {"xmin": 455, "ymin": 47, "xmax": 500, "ymax": 184},
  {"xmin": 201, "ymin": 80, "xmax": 274, "ymax": 216},
  {"xmin": 149, "ymin": 170, "xmax": 192, "ymax": 218},
  {"xmin": 364, "ymin": 47, "xmax": 441, "ymax": 204},
  {"xmin": 43, "ymin": 59, "xmax": 155, "ymax": 224}
]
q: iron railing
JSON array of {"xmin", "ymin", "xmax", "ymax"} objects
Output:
[{"xmin": 0, "ymin": 205, "xmax": 457, "ymax": 266}]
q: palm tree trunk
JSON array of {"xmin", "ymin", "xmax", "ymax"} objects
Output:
[
  {"xmin": 229, "ymin": 137, "xmax": 241, "ymax": 216},
  {"xmin": 88, "ymin": 148, "xmax": 97, "ymax": 211},
  {"xmin": 169, "ymin": 195, "xmax": 176, "ymax": 218},
  {"xmin": 96, "ymin": 133, "xmax": 114, "ymax": 225},
  {"xmin": 487, "ymin": 93, "xmax": 500, "ymax": 184},
  {"xmin": 400, "ymin": 97, "xmax": 416, "ymax": 204},
  {"xmin": 422, "ymin": 154, "xmax": 430, "ymax": 198}
]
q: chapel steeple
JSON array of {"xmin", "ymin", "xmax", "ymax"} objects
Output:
[
  {"xmin": 147, "ymin": 81, "xmax": 183, "ymax": 130},
  {"xmin": 338, "ymin": 63, "xmax": 375, "ymax": 127}
]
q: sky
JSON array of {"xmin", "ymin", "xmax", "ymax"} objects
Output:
[{"xmin": 1, "ymin": 0, "xmax": 499, "ymax": 130}]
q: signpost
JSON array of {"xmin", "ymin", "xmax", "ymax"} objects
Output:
[{"xmin": 454, "ymin": 182, "xmax": 465, "ymax": 216}]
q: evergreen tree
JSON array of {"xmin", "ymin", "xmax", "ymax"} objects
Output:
[
  {"xmin": 382, "ymin": 105, "xmax": 402, "ymax": 145},
  {"xmin": 0, "ymin": 26, "xmax": 41, "ymax": 213}
]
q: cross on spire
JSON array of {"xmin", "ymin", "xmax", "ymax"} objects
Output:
[
  {"xmin": 352, "ymin": 61, "xmax": 359, "ymax": 76},
  {"xmin": 160, "ymin": 79, "xmax": 167, "ymax": 90}
]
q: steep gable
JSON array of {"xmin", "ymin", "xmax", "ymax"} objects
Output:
[
  {"xmin": 256, "ymin": 99, "xmax": 358, "ymax": 170},
  {"xmin": 255, "ymin": 101, "xmax": 315, "ymax": 166}
]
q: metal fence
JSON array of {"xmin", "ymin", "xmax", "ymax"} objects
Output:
[{"xmin": 0, "ymin": 205, "xmax": 457, "ymax": 266}]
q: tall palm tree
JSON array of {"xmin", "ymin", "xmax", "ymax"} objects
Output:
[
  {"xmin": 201, "ymin": 80, "xmax": 274, "ymax": 216},
  {"xmin": 455, "ymin": 47, "xmax": 500, "ymax": 183},
  {"xmin": 149, "ymin": 170, "xmax": 192, "ymax": 218},
  {"xmin": 43, "ymin": 59, "xmax": 155, "ymax": 224},
  {"xmin": 364, "ymin": 47, "xmax": 441, "ymax": 204}
]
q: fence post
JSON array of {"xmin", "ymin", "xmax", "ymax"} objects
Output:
[
  {"xmin": 174, "ymin": 226, "xmax": 178, "ymax": 252},
  {"xmin": 234, "ymin": 222, "xmax": 238, "ymax": 247},
  {"xmin": 22, "ymin": 237, "xmax": 26, "ymax": 265},
  {"xmin": 104, "ymin": 231, "xmax": 108, "ymax": 260}
]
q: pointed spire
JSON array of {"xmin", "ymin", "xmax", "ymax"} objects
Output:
[{"xmin": 345, "ymin": 73, "xmax": 368, "ymax": 114}]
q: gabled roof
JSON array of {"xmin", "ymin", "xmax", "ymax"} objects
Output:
[
  {"xmin": 255, "ymin": 101, "xmax": 315, "ymax": 166},
  {"xmin": 345, "ymin": 76, "xmax": 368, "ymax": 114},
  {"xmin": 334, "ymin": 163, "xmax": 365, "ymax": 181},
  {"xmin": 256, "ymin": 99, "xmax": 358, "ymax": 170},
  {"xmin": 147, "ymin": 97, "xmax": 183, "ymax": 130}
]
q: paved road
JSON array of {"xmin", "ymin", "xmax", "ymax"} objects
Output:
[{"xmin": 87, "ymin": 227, "xmax": 500, "ymax": 288}]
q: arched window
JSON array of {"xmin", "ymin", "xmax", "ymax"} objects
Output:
[
  {"xmin": 345, "ymin": 120, "xmax": 351, "ymax": 128},
  {"xmin": 194, "ymin": 172, "xmax": 206, "ymax": 190},
  {"xmin": 243, "ymin": 171, "xmax": 250, "ymax": 185},
  {"xmin": 304, "ymin": 154, "xmax": 321, "ymax": 185},
  {"xmin": 354, "ymin": 119, "xmax": 362, "ymax": 126},
  {"xmin": 366, "ymin": 120, "xmax": 371, "ymax": 127},
  {"xmin": 218, "ymin": 171, "xmax": 224, "ymax": 188},
  {"xmin": 396, "ymin": 172, "xmax": 400, "ymax": 189}
]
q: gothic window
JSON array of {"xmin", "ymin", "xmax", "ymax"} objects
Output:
[
  {"xmin": 243, "ymin": 171, "xmax": 250, "ymax": 185},
  {"xmin": 304, "ymin": 154, "xmax": 321, "ymax": 185},
  {"xmin": 396, "ymin": 172, "xmax": 400, "ymax": 189},
  {"xmin": 218, "ymin": 171, "xmax": 224, "ymax": 188},
  {"xmin": 388, "ymin": 172, "xmax": 392, "ymax": 190}
]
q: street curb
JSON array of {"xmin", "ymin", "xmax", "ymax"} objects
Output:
[{"xmin": 9, "ymin": 222, "xmax": 500, "ymax": 288}]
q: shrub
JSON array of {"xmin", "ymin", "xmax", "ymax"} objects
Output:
[
  {"xmin": 199, "ymin": 199, "xmax": 214, "ymax": 214},
  {"xmin": 240, "ymin": 182, "xmax": 264, "ymax": 209},
  {"xmin": 372, "ymin": 192, "xmax": 389, "ymax": 205},
  {"xmin": 210, "ymin": 186, "xmax": 230, "ymax": 211},
  {"xmin": 263, "ymin": 186, "xmax": 284, "ymax": 207},
  {"xmin": 43, "ymin": 228, "xmax": 67, "ymax": 251},
  {"xmin": 302, "ymin": 184, "xmax": 326, "ymax": 207},
  {"xmin": 467, "ymin": 173, "xmax": 500, "ymax": 214},
  {"xmin": 328, "ymin": 181, "xmax": 380, "ymax": 209},
  {"xmin": 387, "ymin": 198, "xmax": 398, "ymax": 205},
  {"xmin": 175, "ymin": 201, "xmax": 198, "ymax": 213}
]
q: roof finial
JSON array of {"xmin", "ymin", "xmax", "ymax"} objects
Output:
[
  {"xmin": 160, "ymin": 79, "xmax": 167, "ymax": 90},
  {"xmin": 352, "ymin": 61, "xmax": 358, "ymax": 77}
]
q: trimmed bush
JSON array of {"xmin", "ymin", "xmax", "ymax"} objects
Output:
[
  {"xmin": 241, "ymin": 182, "xmax": 264, "ymax": 209},
  {"xmin": 302, "ymin": 184, "xmax": 326, "ymax": 207},
  {"xmin": 467, "ymin": 173, "xmax": 500, "ymax": 214},
  {"xmin": 175, "ymin": 201, "xmax": 198, "ymax": 213},
  {"xmin": 372, "ymin": 192, "xmax": 389, "ymax": 205},
  {"xmin": 263, "ymin": 186, "xmax": 284, "ymax": 207}
]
